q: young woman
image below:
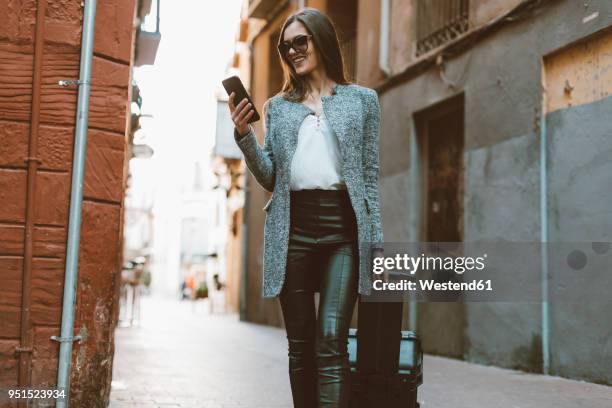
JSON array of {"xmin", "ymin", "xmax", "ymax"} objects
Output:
[{"xmin": 228, "ymin": 7, "xmax": 383, "ymax": 408}]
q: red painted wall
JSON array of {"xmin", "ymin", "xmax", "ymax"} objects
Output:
[{"xmin": 0, "ymin": 0, "xmax": 136, "ymax": 405}]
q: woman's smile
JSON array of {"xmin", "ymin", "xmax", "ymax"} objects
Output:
[{"xmin": 292, "ymin": 54, "xmax": 307, "ymax": 66}]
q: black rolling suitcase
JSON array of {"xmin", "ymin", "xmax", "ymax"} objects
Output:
[{"xmin": 347, "ymin": 301, "xmax": 423, "ymax": 408}]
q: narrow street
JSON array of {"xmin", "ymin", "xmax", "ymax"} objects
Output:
[
  {"xmin": 2, "ymin": 1, "xmax": 612, "ymax": 406},
  {"xmin": 109, "ymin": 294, "xmax": 612, "ymax": 408}
]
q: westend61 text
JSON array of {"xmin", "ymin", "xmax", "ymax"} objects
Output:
[{"xmin": 373, "ymin": 279, "xmax": 493, "ymax": 291}]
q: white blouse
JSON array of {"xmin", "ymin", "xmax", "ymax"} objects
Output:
[{"xmin": 289, "ymin": 110, "xmax": 346, "ymax": 191}]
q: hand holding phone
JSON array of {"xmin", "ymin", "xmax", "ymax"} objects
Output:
[{"xmin": 223, "ymin": 76, "xmax": 260, "ymax": 137}]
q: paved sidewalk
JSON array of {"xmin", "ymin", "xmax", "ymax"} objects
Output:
[
  {"xmin": 420, "ymin": 354, "xmax": 612, "ymax": 408},
  {"xmin": 110, "ymin": 293, "xmax": 293, "ymax": 408},
  {"xmin": 109, "ymin": 293, "xmax": 612, "ymax": 408}
]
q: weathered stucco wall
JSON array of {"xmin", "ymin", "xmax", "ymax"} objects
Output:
[
  {"xmin": 546, "ymin": 96, "xmax": 612, "ymax": 383},
  {"xmin": 0, "ymin": 0, "xmax": 136, "ymax": 405},
  {"xmin": 376, "ymin": 0, "xmax": 612, "ymax": 383}
]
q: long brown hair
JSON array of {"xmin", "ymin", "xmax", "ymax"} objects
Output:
[{"xmin": 277, "ymin": 8, "xmax": 350, "ymax": 102}]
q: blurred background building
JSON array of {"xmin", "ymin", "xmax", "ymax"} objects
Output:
[
  {"xmin": 212, "ymin": 82, "xmax": 247, "ymax": 314},
  {"xmin": 229, "ymin": 0, "xmax": 612, "ymax": 385}
]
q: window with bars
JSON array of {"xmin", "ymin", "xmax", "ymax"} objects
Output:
[{"xmin": 416, "ymin": 0, "xmax": 469, "ymax": 56}]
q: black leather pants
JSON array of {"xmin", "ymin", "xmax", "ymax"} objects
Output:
[{"xmin": 280, "ymin": 188, "xmax": 359, "ymax": 408}]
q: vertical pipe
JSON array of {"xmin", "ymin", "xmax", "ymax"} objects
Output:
[
  {"xmin": 55, "ymin": 1, "xmax": 97, "ymax": 407},
  {"xmin": 155, "ymin": 0, "xmax": 161, "ymax": 33},
  {"xmin": 379, "ymin": 0, "xmax": 390, "ymax": 75},
  {"xmin": 408, "ymin": 120, "xmax": 420, "ymax": 332},
  {"xmin": 18, "ymin": 0, "xmax": 47, "ymax": 394},
  {"xmin": 540, "ymin": 65, "xmax": 550, "ymax": 375}
]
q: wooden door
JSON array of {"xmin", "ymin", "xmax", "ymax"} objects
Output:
[{"xmin": 415, "ymin": 94, "xmax": 465, "ymax": 359}]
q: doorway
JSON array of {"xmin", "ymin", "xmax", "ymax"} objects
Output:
[{"xmin": 414, "ymin": 93, "xmax": 465, "ymax": 359}]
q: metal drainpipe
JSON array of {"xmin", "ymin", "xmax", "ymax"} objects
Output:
[
  {"xmin": 378, "ymin": 0, "xmax": 390, "ymax": 75},
  {"xmin": 407, "ymin": 120, "xmax": 420, "ymax": 332},
  {"xmin": 539, "ymin": 83, "xmax": 550, "ymax": 375},
  {"xmin": 52, "ymin": 1, "xmax": 97, "ymax": 406}
]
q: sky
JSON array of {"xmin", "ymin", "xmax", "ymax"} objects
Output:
[{"xmin": 131, "ymin": 0, "xmax": 243, "ymax": 196}]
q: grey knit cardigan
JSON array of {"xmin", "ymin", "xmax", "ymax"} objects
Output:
[{"xmin": 233, "ymin": 83, "xmax": 383, "ymax": 298}]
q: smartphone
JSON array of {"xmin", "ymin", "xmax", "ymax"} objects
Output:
[{"xmin": 222, "ymin": 75, "xmax": 260, "ymax": 123}]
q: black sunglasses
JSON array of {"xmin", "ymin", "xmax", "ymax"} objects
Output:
[{"xmin": 278, "ymin": 34, "xmax": 312, "ymax": 57}]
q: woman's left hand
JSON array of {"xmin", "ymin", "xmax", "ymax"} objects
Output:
[{"xmin": 228, "ymin": 92, "xmax": 255, "ymax": 137}]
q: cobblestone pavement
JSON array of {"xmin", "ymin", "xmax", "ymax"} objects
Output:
[{"xmin": 109, "ymin": 293, "xmax": 612, "ymax": 408}]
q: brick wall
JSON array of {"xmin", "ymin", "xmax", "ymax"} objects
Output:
[{"xmin": 0, "ymin": 0, "xmax": 136, "ymax": 405}]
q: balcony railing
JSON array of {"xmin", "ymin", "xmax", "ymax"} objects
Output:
[{"xmin": 416, "ymin": 0, "xmax": 469, "ymax": 56}]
